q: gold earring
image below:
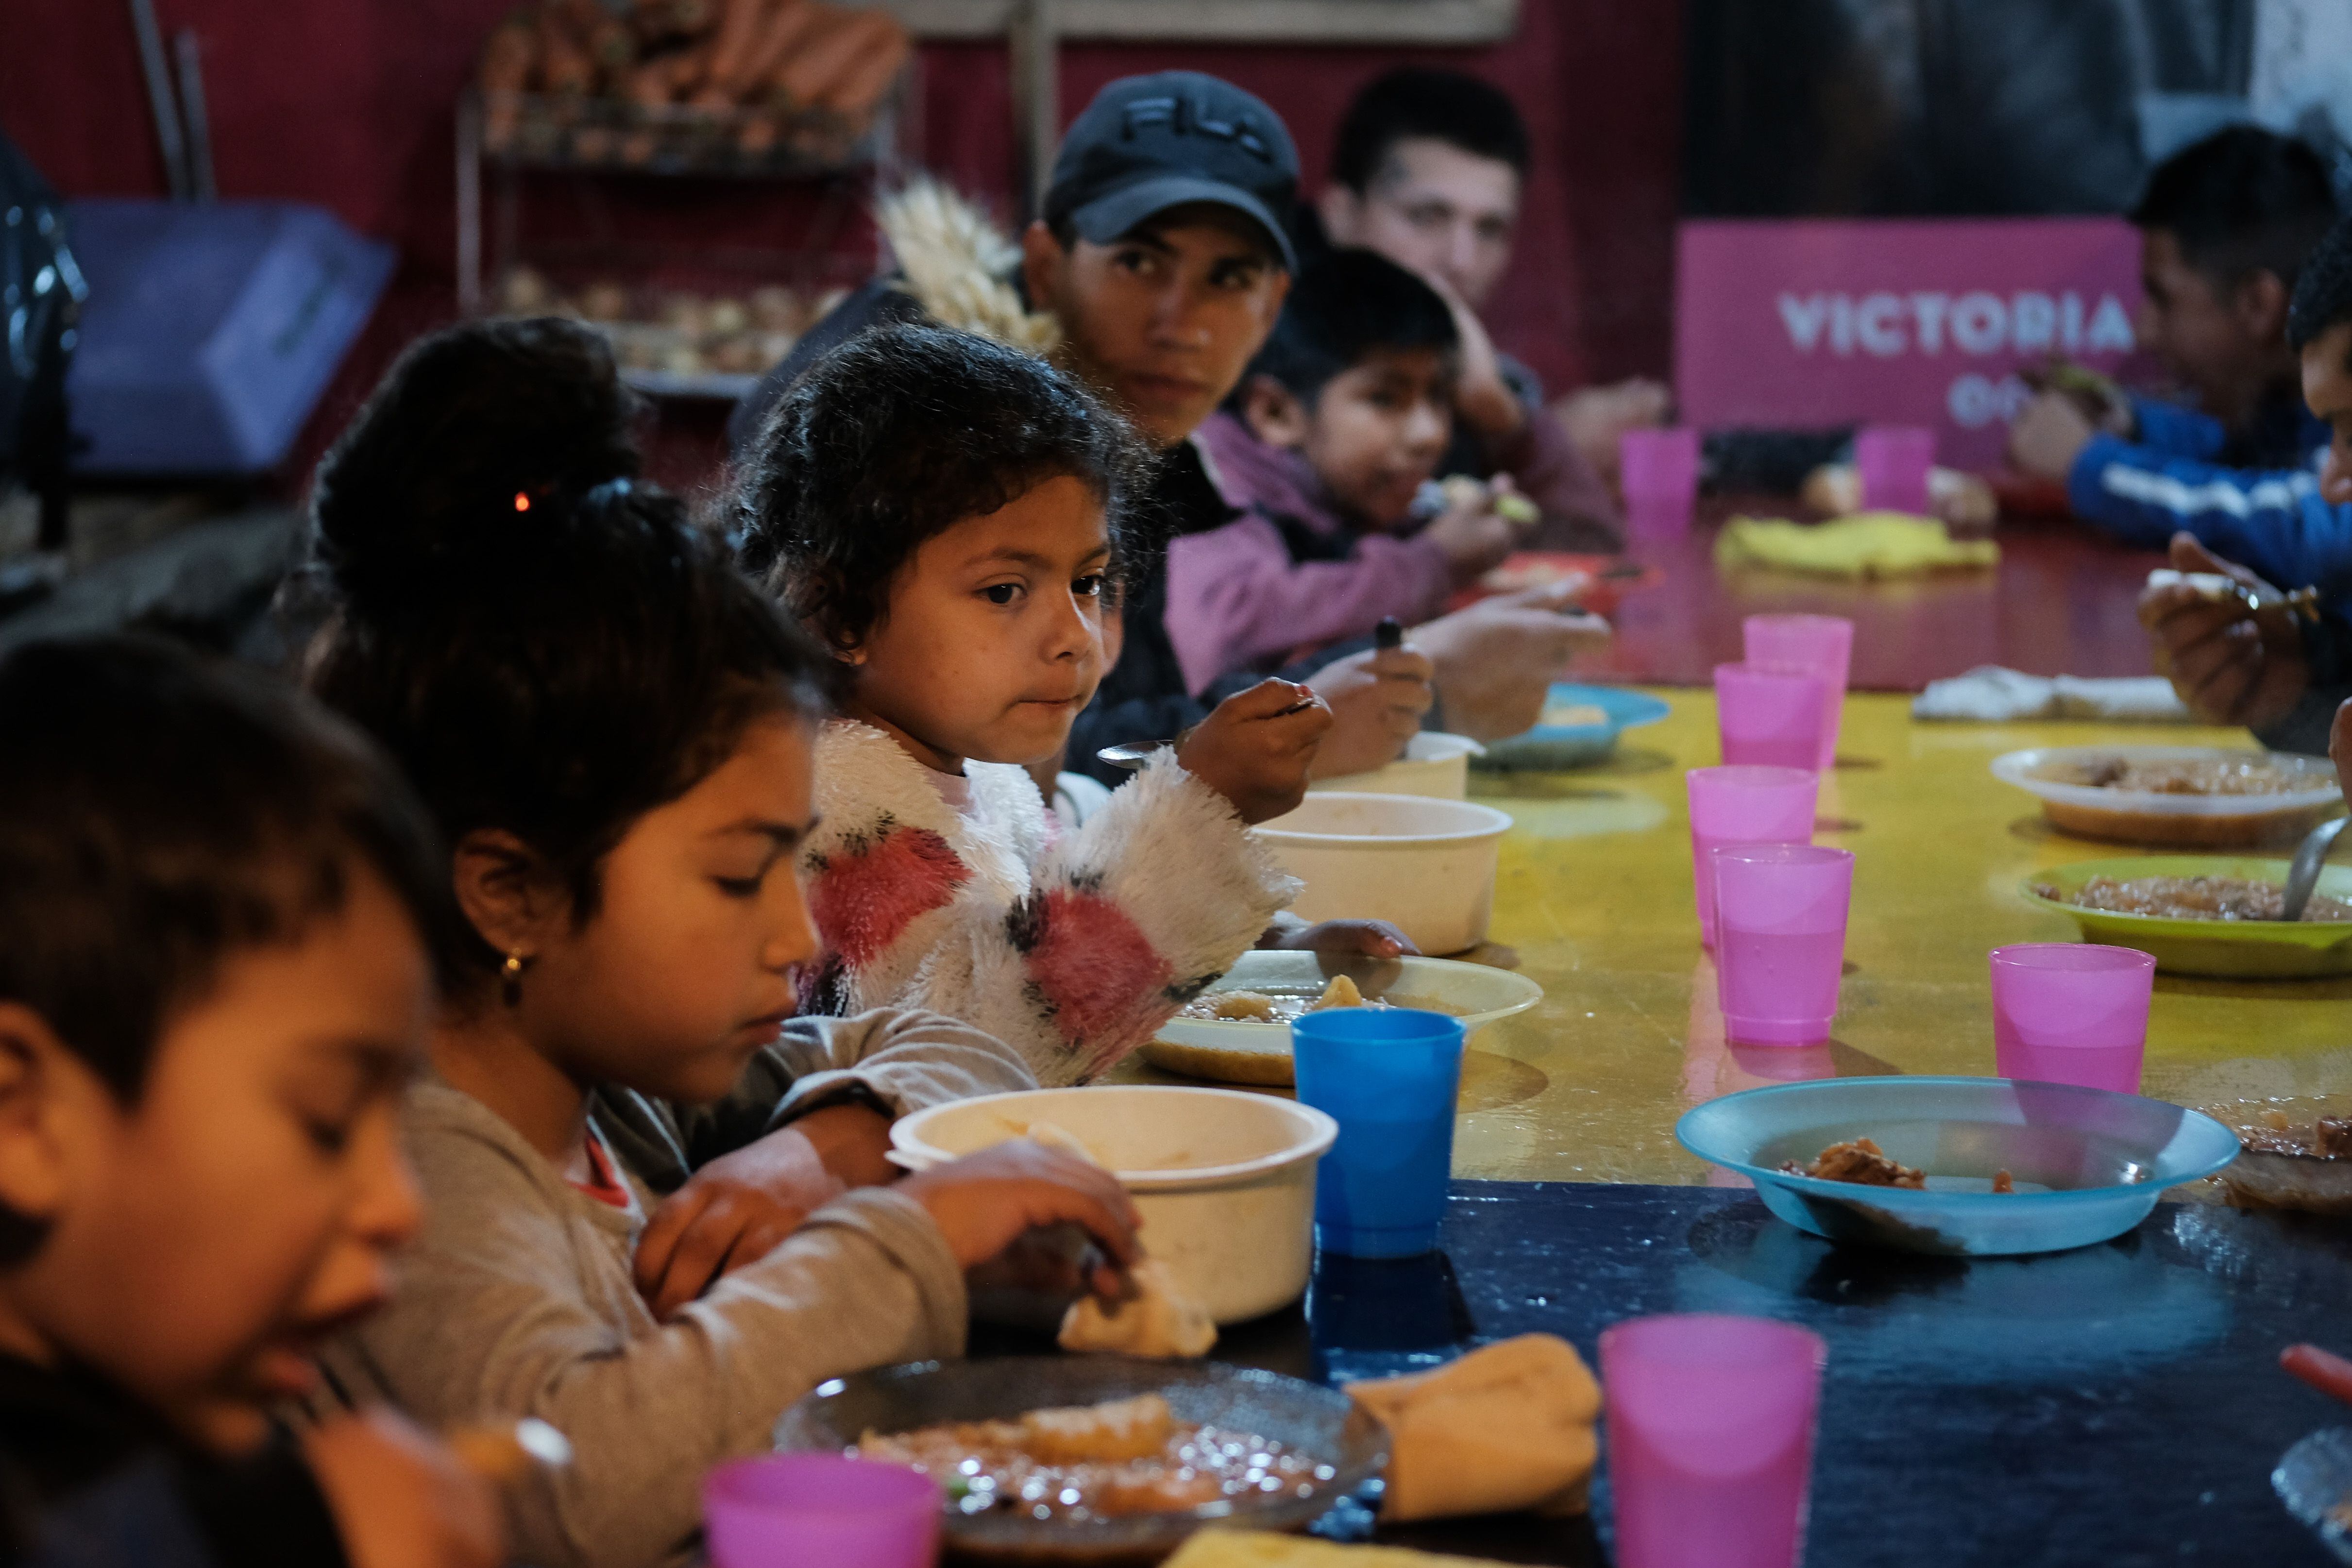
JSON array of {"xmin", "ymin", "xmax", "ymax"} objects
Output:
[{"xmin": 500, "ymin": 952, "xmax": 529, "ymax": 1007}]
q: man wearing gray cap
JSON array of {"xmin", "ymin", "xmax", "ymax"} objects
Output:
[{"xmin": 735, "ymin": 71, "xmax": 1602, "ymax": 793}]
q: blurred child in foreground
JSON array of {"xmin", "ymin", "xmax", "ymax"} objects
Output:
[{"xmin": 0, "ymin": 635, "xmax": 499, "ymax": 1568}]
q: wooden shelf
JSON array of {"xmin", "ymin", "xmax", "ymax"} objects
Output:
[{"xmin": 886, "ymin": 0, "xmax": 1518, "ymax": 45}]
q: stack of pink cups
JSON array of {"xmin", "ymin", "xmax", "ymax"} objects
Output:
[{"xmin": 1697, "ymin": 617, "xmax": 1856, "ymax": 1045}]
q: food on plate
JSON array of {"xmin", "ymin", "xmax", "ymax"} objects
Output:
[
  {"xmin": 2031, "ymin": 874, "xmax": 2352, "ymax": 923},
  {"xmin": 1423, "ymin": 474, "xmax": 1540, "ymax": 527},
  {"xmin": 857, "ymin": 1394, "xmax": 1337, "ymax": 1520},
  {"xmin": 2217, "ymin": 1107, "xmax": 2352, "ymax": 1214},
  {"xmin": 1059, "ymin": 1258, "xmax": 1218, "ymax": 1360},
  {"xmin": 1202, "ymin": 990, "xmax": 1278, "ymax": 1021},
  {"xmin": 2032, "ymin": 754, "xmax": 2313, "ymax": 796},
  {"xmin": 1177, "ymin": 972, "xmax": 1376, "ymax": 1024},
  {"xmin": 2245, "ymin": 1109, "xmax": 2352, "ymax": 1158},
  {"xmin": 1780, "ymin": 1137, "xmax": 1926, "ymax": 1189},
  {"xmin": 1479, "ymin": 556, "xmax": 1590, "ymax": 595},
  {"xmin": 1540, "ymin": 701, "xmax": 1609, "ymax": 729}
]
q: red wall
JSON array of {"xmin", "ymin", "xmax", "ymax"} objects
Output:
[{"xmin": 0, "ymin": 0, "xmax": 1682, "ymax": 486}]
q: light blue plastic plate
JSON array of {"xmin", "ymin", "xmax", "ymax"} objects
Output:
[
  {"xmin": 1676, "ymin": 1076, "xmax": 2240, "ymax": 1256},
  {"xmin": 1472, "ymin": 683, "xmax": 1672, "ymax": 771}
]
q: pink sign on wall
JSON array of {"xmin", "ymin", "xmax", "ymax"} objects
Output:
[{"xmin": 1674, "ymin": 218, "xmax": 2144, "ymax": 471}]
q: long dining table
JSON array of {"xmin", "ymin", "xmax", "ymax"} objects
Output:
[{"xmin": 1096, "ymin": 514, "xmax": 2352, "ymax": 1564}]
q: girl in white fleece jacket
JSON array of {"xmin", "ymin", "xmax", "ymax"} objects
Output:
[{"xmin": 735, "ymin": 323, "xmax": 1421, "ymax": 1086}]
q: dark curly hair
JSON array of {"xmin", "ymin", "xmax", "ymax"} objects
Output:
[
  {"xmin": 732, "ymin": 321, "xmax": 1153, "ymax": 651},
  {"xmin": 302, "ymin": 317, "xmax": 830, "ymax": 989},
  {"xmin": 2289, "ymin": 213, "xmax": 2352, "ymax": 359}
]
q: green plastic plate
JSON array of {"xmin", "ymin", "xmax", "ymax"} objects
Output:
[{"xmin": 2021, "ymin": 856, "xmax": 2352, "ymax": 978}]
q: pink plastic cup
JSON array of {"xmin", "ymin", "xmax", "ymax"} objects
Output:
[
  {"xmin": 1989, "ymin": 943, "xmax": 2156, "ymax": 1094},
  {"xmin": 1686, "ymin": 765, "xmax": 1818, "ymax": 948},
  {"xmin": 1713, "ymin": 663, "xmax": 1829, "ymax": 770},
  {"xmin": 1712, "ymin": 844, "xmax": 1854, "ymax": 1045},
  {"xmin": 1621, "ymin": 427, "xmax": 1701, "ymax": 540},
  {"xmin": 704, "ymin": 1455, "xmax": 940, "ymax": 1568},
  {"xmin": 1855, "ymin": 425, "xmax": 1935, "ymax": 514},
  {"xmin": 1602, "ymin": 1313, "xmax": 1826, "ymax": 1568},
  {"xmin": 1743, "ymin": 615, "xmax": 1853, "ymax": 771}
]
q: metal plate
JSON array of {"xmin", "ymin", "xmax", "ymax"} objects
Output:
[{"xmin": 775, "ymin": 1357, "xmax": 1386, "ymax": 1565}]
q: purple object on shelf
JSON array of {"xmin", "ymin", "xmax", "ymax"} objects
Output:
[
  {"xmin": 1621, "ymin": 427, "xmax": 1701, "ymax": 539},
  {"xmin": 1855, "ymin": 424, "xmax": 1936, "ymax": 514},
  {"xmin": 704, "ymin": 1454, "xmax": 939, "ymax": 1568},
  {"xmin": 1687, "ymin": 765, "xmax": 1818, "ymax": 948},
  {"xmin": 1603, "ymin": 1313, "xmax": 1826, "ymax": 1568},
  {"xmin": 64, "ymin": 199, "xmax": 393, "ymax": 475},
  {"xmin": 1743, "ymin": 615, "xmax": 1853, "ymax": 771},
  {"xmin": 1989, "ymin": 943, "xmax": 2155, "ymax": 1093},
  {"xmin": 1713, "ymin": 843, "xmax": 1854, "ymax": 1045}
]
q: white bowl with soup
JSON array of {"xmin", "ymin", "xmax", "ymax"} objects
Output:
[
  {"xmin": 889, "ymin": 1085, "xmax": 1337, "ymax": 1324},
  {"xmin": 1252, "ymin": 792, "xmax": 1513, "ymax": 955}
]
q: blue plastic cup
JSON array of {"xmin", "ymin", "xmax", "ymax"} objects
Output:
[{"xmin": 1291, "ymin": 1008, "xmax": 1466, "ymax": 1258}]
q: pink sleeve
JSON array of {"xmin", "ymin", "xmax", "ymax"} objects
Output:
[
  {"xmin": 1164, "ymin": 513, "xmax": 1454, "ymax": 694},
  {"xmin": 1491, "ymin": 405, "xmax": 1625, "ymax": 552}
]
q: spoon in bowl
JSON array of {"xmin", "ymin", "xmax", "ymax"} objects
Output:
[{"xmin": 2280, "ymin": 816, "xmax": 2351, "ymax": 922}]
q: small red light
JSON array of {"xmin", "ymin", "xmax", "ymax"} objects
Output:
[{"xmin": 514, "ymin": 492, "xmax": 531, "ymax": 512}]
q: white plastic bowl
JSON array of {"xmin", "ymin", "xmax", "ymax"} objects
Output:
[
  {"xmin": 1252, "ymin": 792, "xmax": 1513, "ymax": 955},
  {"xmin": 889, "ymin": 1086, "xmax": 1337, "ymax": 1324},
  {"xmin": 1989, "ymin": 745, "xmax": 2341, "ymax": 847},
  {"xmin": 1307, "ymin": 732, "xmax": 1484, "ymax": 800}
]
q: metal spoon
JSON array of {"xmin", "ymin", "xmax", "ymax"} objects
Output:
[
  {"xmin": 1094, "ymin": 739, "xmax": 1170, "ymax": 772},
  {"xmin": 2281, "ymin": 816, "xmax": 2351, "ymax": 922}
]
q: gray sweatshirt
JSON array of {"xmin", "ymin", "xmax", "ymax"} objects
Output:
[{"xmin": 317, "ymin": 1009, "xmax": 1035, "ymax": 1568}]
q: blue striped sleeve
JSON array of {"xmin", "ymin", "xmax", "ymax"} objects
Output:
[
  {"xmin": 2126, "ymin": 393, "xmax": 2228, "ymax": 460},
  {"xmin": 2066, "ymin": 434, "xmax": 2352, "ymax": 595}
]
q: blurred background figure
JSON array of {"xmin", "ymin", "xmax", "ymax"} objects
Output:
[{"xmin": 1314, "ymin": 67, "xmax": 1666, "ymax": 546}]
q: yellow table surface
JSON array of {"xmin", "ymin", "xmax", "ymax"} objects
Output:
[{"xmin": 1387, "ymin": 691, "xmax": 2352, "ymax": 1184}]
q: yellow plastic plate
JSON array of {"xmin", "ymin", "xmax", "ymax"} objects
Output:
[{"xmin": 2021, "ymin": 856, "xmax": 2352, "ymax": 978}]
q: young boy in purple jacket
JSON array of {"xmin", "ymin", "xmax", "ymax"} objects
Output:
[
  {"xmin": 2010, "ymin": 126, "xmax": 2345, "ymax": 594},
  {"xmin": 1173, "ymin": 249, "xmax": 1523, "ymax": 692}
]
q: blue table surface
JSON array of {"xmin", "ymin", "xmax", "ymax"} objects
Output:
[{"xmin": 1186, "ymin": 1180, "xmax": 2352, "ymax": 1567}]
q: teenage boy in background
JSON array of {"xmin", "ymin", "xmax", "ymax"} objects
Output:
[
  {"xmin": 736, "ymin": 71, "xmax": 1608, "ymax": 783},
  {"xmin": 2011, "ymin": 126, "xmax": 2343, "ymax": 591},
  {"xmin": 1316, "ymin": 66, "xmax": 1669, "ymax": 546},
  {"xmin": 2137, "ymin": 211, "xmax": 2352, "ymax": 755}
]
